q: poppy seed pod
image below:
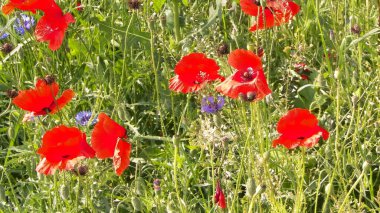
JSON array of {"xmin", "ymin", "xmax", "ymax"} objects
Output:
[
  {"xmin": 6, "ymin": 89, "xmax": 18, "ymax": 98},
  {"xmin": 78, "ymin": 165, "xmax": 89, "ymax": 176}
]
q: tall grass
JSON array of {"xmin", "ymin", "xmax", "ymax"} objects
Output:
[{"xmin": 0, "ymin": 0, "xmax": 379, "ymax": 212}]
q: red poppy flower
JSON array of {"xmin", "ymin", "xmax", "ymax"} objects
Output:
[
  {"xmin": 169, "ymin": 53, "xmax": 224, "ymax": 93},
  {"xmin": 240, "ymin": 0, "xmax": 300, "ymax": 31},
  {"xmin": 12, "ymin": 78, "xmax": 74, "ymax": 116},
  {"xmin": 36, "ymin": 125, "xmax": 95, "ymax": 175},
  {"xmin": 214, "ymin": 180, "xmax": 227, "ymax": 209},
  {"xmin": 91, "ymin": 113, "xmax": 132, "ymax": 176},
  {"xmin": 35, "ymin": 11, "xmax": 75, "ymax": 51},
  {"xmin": 273, "ymin": 108, "xmax": 329, "ymax": 149},
  {"xmin": 1, "ymin": 0, "xmax": 55, "ymax": 14},
  {"xmin": 215, "ymin": 49, "xmax": 271, "ymax": 101}
]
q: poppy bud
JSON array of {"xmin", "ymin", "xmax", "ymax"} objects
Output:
[
  {"xmin": 217, "ymin": 43, "xmax": 229, "ymax": 56},
  {"xmin": 0, "ymin": 186, "xmax": 5, "ymax": 202},
  {"xmin": 172, "ymin": 135, "xmax": 180, "ymax": 147},
  {"xmin": 246, "ymin": 178, "xmax": 256, "ymax": 197},
  {"xmin": 135, "ymin": 177, "xmax": 146, "ymax": 195},
  {"xmin": 376, "ymin": 146, "xmax": 380, "ymax": 154},
  {"xmin": 6, "ymin": 89, "xmax": 18, "ymax": 98},
  {"xmin": 262, "ymin": 151, "xmax": 270, "ymax": 162},
  {"xmin": 59, "ymin": 185, "xmax": 70, "ymax": 200},
  {"xmin": 166, "ymin": 200, "xmax": 178, "ymax": 213},
  {"xmin": 246, "ymin": 91, "xmax": 257, "ymax": 101},
  {"xmin": 44, "ymin": 75, "xmax": 55, "ymax": 84},
  {"xmin": 69, "ymin": 165, "xmax": 88, "ymax": 176},
  {"xmin": 324, "ymin": 183, "xmax": 333, "ymax": 195},
  {"xmin": 255, "ymin": 184, "xmax": 266, "ymax": 195},
  {"xmin": 1, "ymin": 43, "xmax": 14, "ymax": 54},
  {"xmin": 256, "ymin": 47, "xmax": 264, "ymax": 57},
  {"xmin": 362, "ymin": 161, "xmax": 370, "ymax": 171},
  {"xmin": 351, "ymin": 95, "xmax": 359, "ymax": 106},
  {"xmin": 128, "ymin": 0, "xmax": 141, "ymax": 10},
  {"xmin": 351, "ymin": 24, "xmax": 361, "ymax": 34},
  {"xmin": 131, "ymin": 196, "xmax": 143, "ymax": 211},
  {"xmin": 238, "ymin": 93, "xmax": 246, "ymax": 101}
]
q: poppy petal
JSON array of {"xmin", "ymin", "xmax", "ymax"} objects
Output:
[
  {"xmin": 228, "ymin": 49, "xmax": 262, "ymax": 72},
  {"xmin": 239, "ymin": 0, "xmax": 261, "ymax": 16},
  {"xmin": 91, "ymin": 113, "xmax": 127, "ymax": 159},
  {"xmin": 272, "ymin": 135, "xmax": 301, "ymax": 149},
  {"xmin": 113, "ymin": 139, "xmax": 132, "ymax": 176},
  {"xmin": 170, "ymin": 53, "xmax": 223, "ymax": 93},
  {"xmin": 35, "ymin": 12, "xmax": 75, "ymax": 51},
  {"xmin": 49, "ymin": 89, "xmax": 75, "ymax": 114},
  {"xmin": 36, "ymin": 157, "xmax": 59, "ymax": 175},
  {"xmin": 249, "ymin": 8, "xmax": 276, "ymax": 31},
  {"xmin": 12, "ymin": 79, "xmax": 59, "ymax": 114}
]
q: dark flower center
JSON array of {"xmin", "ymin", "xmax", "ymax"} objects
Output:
[
  {"xmin": 241, "ymin": 67, "xmax": 255, "ymax": 82},
  {"xmin": 61, "ymin": 154, "xmax": 70, "ymax": 159},
  {"xmin": 297, "ymin": 136, "xmax": 305, "ymax": 140},
  {"xmin": 43, "ymin": 107, "xmax": 51, "ymax": 113}
]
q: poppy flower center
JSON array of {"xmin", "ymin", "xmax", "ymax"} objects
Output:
[
  {"xmin": 193, "ymin": 71, "xmax": 209, "ymax": 85},
  {"xmin": 43, "ymin": 107, "xmax": 51, "ymax": 113},
  {"xmin": 240, "ymin": 67, "xmax": 257, "ymax": 82},
  {"xmin": 61, "ymin": 154, "xmax": 70, "ymax": 159}
]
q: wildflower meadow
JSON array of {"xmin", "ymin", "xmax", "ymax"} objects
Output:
[{"xmin": 0, "ymin": 0, "xmax": 379, "ymax": 212}]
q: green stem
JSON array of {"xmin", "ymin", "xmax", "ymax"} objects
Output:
[{"xmin": 172, "ymin": 0, "xmax": 181, "ymax": 42}]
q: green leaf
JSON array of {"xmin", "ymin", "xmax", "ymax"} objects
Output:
[
  {"xmin": 182, "ymin": 0, "xmax": 188, "ymax": 6},
  {"xmin": 153, "ymin": 0, "xmax": 166, "ymax": 12}
]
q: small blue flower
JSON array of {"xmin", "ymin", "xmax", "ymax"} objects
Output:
[
  {"xmin": 75, "ymin": 111, "xmax": 98, "ymax": 126},
  {"xmin": 13, "ymin": 14, "xmax": 35, "ymax": 35},
  {"xmin": 0, "ymin": 32, "xmax": 9, "ymax": 40},
  {"xmin": 201, "ymin": 96, "xmax": 225, "ymax": 114}
]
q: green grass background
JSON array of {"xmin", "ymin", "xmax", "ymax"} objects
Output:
[{"xmin": 0, "ymin": 0, "xmax": 379, "ymax": 212}]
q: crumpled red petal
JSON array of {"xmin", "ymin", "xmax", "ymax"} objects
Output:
[{"xmin": 113, "ymin": 138, "xmax": 132, "ymax": 176}]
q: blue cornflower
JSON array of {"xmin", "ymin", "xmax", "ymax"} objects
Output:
[
  {"xmin": 201, "ymin": 96, "xmax": 225, "ymax": 114},
  {"xmin": 13, "ymin": 14, "xmax": 35, "ymax": 35},
  {"xmin": 0, "ymin": 32, "xmax": 9, "ymax": 40},
  {"xmin": 75, "ymin": 111, "xmax": 98, "ymax": 126}
]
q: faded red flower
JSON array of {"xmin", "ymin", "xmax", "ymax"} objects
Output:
[
  {"xmin": 214, "ymin": 180, "xmax": 227, "ymax": 209},
  {"xmin": 294, "ymin": 63, "xmax": 311, "ymax": 80},
  {"xmin": 36, "ymin": 125, "xmax": 95, "ymax": 175},
  {"xmin": 273, "ymin": 108, "xmax": 329, "ymax": 149},
  {"xmin": 240, "ymin": 0, "xmax": 300, "ymax": 31},
  {"xmin": 1, "ymin": 0, "xmax": 55, "ymax": 14},
  {"xmin": 215, "ymin": 49, "xmax": 271, "ymax": 101},
  {"xmin": 35, "ymin": 10, "xmax": 75, "ymax": 50},
  {"xmin": 2, "ymin": 0, "xmax": 75, "ymax": 50},
  {"xmin": 169, "ymin": 53, "xmax": 224, "ymax": 93},
  {"xmin": 91, "ymin": 113, "xmax": 132, "ymax": 176},
  {"xmin": 12, "ymin": 78, "xmax": 74, "ymax": 116}
]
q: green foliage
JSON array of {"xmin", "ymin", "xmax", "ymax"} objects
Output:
[{"xmin": 0, "ymin": 0, "xmax": 380, "ymax": 212}]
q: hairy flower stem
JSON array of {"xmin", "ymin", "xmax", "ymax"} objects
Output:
[
  {"xmin": 172, "ymin": 136, "xmax": 184, "ymax": 211},
  {"xmin": 172, "ymin": 0, "xmax": 181, "ymax": 42}
]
